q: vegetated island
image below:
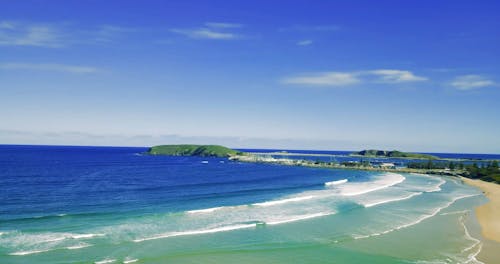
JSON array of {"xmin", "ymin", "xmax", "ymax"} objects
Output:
[
  {"xmin": 146, "ymin": 144, "xmax": 242, "ymax": 157},
  {"xmin": 351, "ymin": 149, "xmax": 438, "ymax": 160}
]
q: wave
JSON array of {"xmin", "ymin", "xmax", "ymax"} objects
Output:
[
  {"xmin": 186, "ymin": 206, "xmax": 226, "ymax": 214},
  {"xmin": 66, "ymin": 243, "xmax": 92, "ymax": 250},
  {"xmin": 70, "ymin": 233, "xmax": 104, "ymax": 239},
  {"xmin": 266, "ymin": 212, "xmax": 334, "ymax": 225},
  {"xmin": 41, "ymin": 233, "xmax": 104, "ymax": 242},
  {"xmin": 253, "ymin": 195, "xmax": 315, "ymax": 207},
  {"xmin": 187, "ymin": 194, "xmax": 319, "ymax": 214},
  {"xmin": 325, "ymin": 179, "xmax": 348, "ymax": 186},
  {"xmin": 95, "ymin": 259, "xmax": 116, "ymax": 264},
  {"xmin": 338, "ymin": 173, "xmax": 405, "ymax": 196},
  {"xmin": 362, "ymin": 192, "xmax": 423, "ymax": 208},
  {"xmin": 9, "ymin": 249, "xmax": 52, "ymax": 256},
  {"xmin": 353, "ymin": 193, "xmax": 480, "ymax": 240},
  {"xmin": 440, "ymin": 210, "xmax": 469, "ymax": 216},
  {"xmin": 123, "ymin": 258, "xmax": 139, "ymax": 263},
  {"xmin": 133, "ymin": 223, "xmax": 256, "ymax": 242},
  {"xmin": 426, "ymin": 178, "xmax": 446, "ymax": 192},
  {"xmin": 459, "ymin": 215, "xmax": 484, "ymax": 264}
]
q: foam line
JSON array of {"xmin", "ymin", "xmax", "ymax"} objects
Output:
[
  {"xmin": 186, "ymin": 206, "xmax": 227, "ymax": 214},
  {"xmin": 133, "ymin": 223, "xmax": 256, "ymax": 242},
  {"xmin": 266, "ymin": 212, "xmax": 334, "ymax": 225},
  {"xmin": 363, "ymin": 192, "xmax": 423, "ymax": 208},
  {"xmin": 95, "ymin": 259, "xmax": 116, "ymax": 264},
  {"xmin": 325, "ymin": 179, "xmax": 348, "ymax": 186},
  {"xmin": 123, "ymin": 258, "xmax": 139, "ymax": 263},
  {"xmin": 66, "ymin": 243, "xmax": 92, "ymax": 250},
  {"xmin": 71, "ymin": 233, "xmax": 105, "ymax": 239},
  {"xmin": 253, "ymin": 195, "xmax": 315, "ymax": 207},
  {"xmin": 9, "ymin": 249, "xmax": 52, "ymax": 256},
  {"xmin": 340, "ymin": 173, "xmax": 405, "ymax": 196},
  {"xmin": 354, "ymin": 194, "xmax": 480, "ymax": 240},
  {"xmin": 426, "ymin": 178, "xmax": 446, "ymax": 192}
]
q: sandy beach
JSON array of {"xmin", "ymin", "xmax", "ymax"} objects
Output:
[
  {"xmin": 461, "ymin": 177, "xmax": 500, "ymax": 263},
  {"xmin": 461, "ymin": 177, "xmax": 500, "ymax": 242}
]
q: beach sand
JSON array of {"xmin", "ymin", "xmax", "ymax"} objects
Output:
[{"xmin": 461, "ymin": 177, "xmax": 500, "ymax": 263}]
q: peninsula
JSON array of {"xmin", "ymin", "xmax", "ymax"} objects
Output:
[
  {"xmin": 146, "ymin": 144, "xmax": 241, "ymax": 157},
  {"xmin": 351, "ymin": 149, "xmax": 438, "ymax": 160}
]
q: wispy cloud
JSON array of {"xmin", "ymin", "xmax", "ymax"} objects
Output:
[
  {"xmin": 204, "ymin": 22, "xmax": 242, "ymax": 29},
  {"xmin": 283, "ymin": 72, "xmax": 360, "ymax": 86},
  {"xmin": 368, "ymin": 69, "xmax": 428, "ymax": 83},
  {"xmin": 0, "ymin": 20, "xmax": 141, "ymax": 47},
  {"xmin": 280, "ymin": 25, "xmax": 341, "ymax": 32},
  {"xmin": 282, "ymin": 69, "xmax": 427, "ymax": 87},
  {"xmin": 170, "ymin": 22, "xmax": 243, "ymax": 40},
  {"xmin": 0, "ymin": 62, "xmax": 99, "ymax": 74},
  {"xmin": 170, "ymin": 28, "xmax": 237, "ymax": 40},
  {"xmin": 0, "ymin": 21, "xmax": 65, "ymax": 47},
  {"xmin": 91, "ymin": 25, "xmax": 138, "ymax": 43},
  {"xmin": 297, "ymin": 40, "xmax": 313, "ymax": 46},
  {"xmin": 450, "ymin": 75, "xmax": 496, "ymax": 90}
]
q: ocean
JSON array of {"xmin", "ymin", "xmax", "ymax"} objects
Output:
[{"xmin": 0, "ymin": 145, "xmax": 489, "ymax": 263}]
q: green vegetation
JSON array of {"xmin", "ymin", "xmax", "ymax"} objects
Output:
[
  {"xmin": 352, "ymin": 149, "xmax": 438, "ymax": 159},
  {"xmin": 408, "ymin": 160, "xmax": 500, "ymax": 184},
  {"xmin": 147, "ymin": 144, "xmax": 241, "ymax": 157},
  {"xmin": 466, "ymin": 161, "xmax": 500, "ymax": 183}
]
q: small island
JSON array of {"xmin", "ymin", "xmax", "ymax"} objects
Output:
[
  {"xmin": 351, "ymin": 149, "xmax": 438, "ymax": 160},
  {"xmin": 146, "ymin": 144, "xmax": 241, "ymax": 157}
]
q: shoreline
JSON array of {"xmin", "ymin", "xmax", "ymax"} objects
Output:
[{"xmin": 460, "ymin": 177, "xmax": 500, "ymax": 263}]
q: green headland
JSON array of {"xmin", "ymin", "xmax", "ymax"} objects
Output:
[
  {"xmin": 351, "ymin": 149, "xmax": 438, "ymax": 160},
  {"xmin": 147, "ymin": 144, "xmax": 241, "ymax": 157}
]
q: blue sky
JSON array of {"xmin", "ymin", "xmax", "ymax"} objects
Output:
[{"xmin": 1, "ymin": 0, "xmax": 499, "ymax": 153}]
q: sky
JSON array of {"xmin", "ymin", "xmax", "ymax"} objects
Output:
[{"xmin": 0, "ymin": 0, "xmax": 499, "ymax": 153}]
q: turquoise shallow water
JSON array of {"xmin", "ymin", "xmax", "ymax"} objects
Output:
[{"xmin": 0, "ymin": 146, "xmax": 488, "ymax": 263}]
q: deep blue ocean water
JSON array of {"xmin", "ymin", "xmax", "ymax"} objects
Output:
[{"xmin": 0, "ymin": 145, "xmax": 492, "ymax": 263}]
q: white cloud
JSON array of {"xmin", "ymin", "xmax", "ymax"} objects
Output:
[
  {"xmin": 170, "ymin": 22, "xmax": 243, "ymax": 40},
  {"xmin": 91, "ymin": 25, "xmax": 138, "ymax": 43},
  {"xmin": 281, "ymin": 25, "xmax": 341, "ymax": 32},
  {"xmin": 170, "ymin": 28, "xmax": 238, "ymax": 40},
  {"xmin": 0, "ymin": 63, "xmax": 98, "ymax": 74},
  {"xmin": 297, "ymin": 40, "xmax": 313, "ymax": 46},
  {"xmin": 283, "ymin": 69, "xmax": 427, "ymax": 87},
  {"xmin": 283, "ymin": 72, "xmax": 360, "ymax": 86},
  {"xmin": 450, "ymin": 75, "xmax": 496, "ymax": 90},
  {"xmin": 0, "ymin": 21, "xmax": 65, "ymax": 47},
  {"xmin": 368, "ymin": 69, "xmax": 428, "ymax": 83},
  {"xmin": 204, "ymin": 22, "xmax": 242, "ymax": 29}
]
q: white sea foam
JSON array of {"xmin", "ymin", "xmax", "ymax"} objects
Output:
[
  {"xmin": 266, "ymin": 212, "xmax": 334, "ymax": 225},
  {"xmin": 186, "ymin": 206, "xmax": 226, "ymax": 214},
  {"xmin": 426, "ymin": 178, "xmax": 446, "ymax": 192},
  {"xmin": 9, "ymin": 248, "xmax": 53, "ymax": 256},
  {"xmin": 66, "ymin": 243, "xmax": 92, "ymax": 250},
  {"xmin": 133, "ymin": 223, "xmax": 256, "ymax": 242},
  {"xmin": 459, "ymin": 215, "xmax": 484, "ymax": 264},
  {"xmin": 325, "ymin": 179, "xmax": 348, "ymax": 186},
  {"xmin": 253, "ymin": 195, "xmax": 315, "ymax": 207},
  {"xmin": 71, "ymin": 233, "xmax": 105, "ymax": 239},
  {"xmin": 354, "ymin": 194, "xmax": 480, "ymax": 240},
  {"xmin": 95, "ymin": 259, "xmax": 116, "ymax": 264},
  {"xmin": 123, "ymin": 257, "xmax": 139, "ymax": 263},
  {"xmin": 440, "ymin": 210, "xmax": 470, "ymax": 216},
  {"xmin": 362, "ymin": 192, "xmax": 423, "ymax": 207},
  {"xmin": 338, "ymin": 173, "xmax": 405, "ymax": 196}
]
